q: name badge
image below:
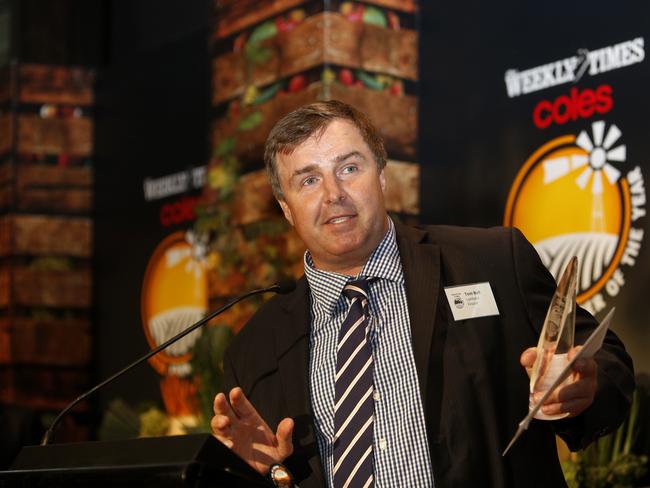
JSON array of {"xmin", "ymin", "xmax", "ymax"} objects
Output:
[{"xmin": 444, "ymin": 282, "xmax": 500, "ymax": 321}]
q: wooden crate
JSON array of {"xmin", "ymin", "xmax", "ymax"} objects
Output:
[
  {"xmin": 213, "ymin": 50, "xmax": 279, "ymax": 105},
  {"xmin": 17, "ymin": 64, "xmax": 95, "ymax": 106},
  {"xmin": 16, "ymin": 115, "xmax": 93, "ymax": 157},
  {"xmin": 329, "ymin": 83, "xmax": 417, "ymax": 159},
  {"xmin": 0, "ymin": 161, "xmax": 11, "ymax": 184},
  {"xmin": 0, "ymin": 65, "xmax": 12, "ymax": 103},
  {"xmin": 0, "ymin": 215, "xmax": 92, "ymax": 257},
  {"xmin": 0, "ymin": 164, "xmax": 93, "ymax": 213},
  {"xmin": 212, "ymin": 81, "xmax": 416, "ymax": 165},
  {"xmin": 212, "ymin": 0, "xmax": 416, "ymax": 41},
  {"xmin": 213, "ymin": 0, "xmax": 308, "ymax": 40},
  {"xmin": 0, "ymin": 365, "xmax": 89, "ymax": 410},
  {"xmin": 0, "ymin": 216, "xmax": 9, "ymax": 255},
  {"xmin": 0, "ymin": 112, "xmax": 12, "ymax": 156},
  {"xmin": 0, "ymin": 265, "xmax": 8, "ymax": 306},
  {"xmin": 213, "ymin": 12, "xmax": 417, "ymax": 105},
  {"xmin": 0, "ymin": 316, "xmax": 91, "ymax": 366},
  {"xmin": 231, "ymin": 169, "xmax": 277, "ymax": 225},
  {"xmin": 384, "ymin": 159, "xmax": 419, "ymax": 214},
  {"xmin": 0, "ymin": 163, "xmax": 12, "ymax": 210},
  {"xmin": 0, "ymin": 265, "xmax": 91, "ymax": 308}
]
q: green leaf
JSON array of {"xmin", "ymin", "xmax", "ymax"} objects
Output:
[
  {"xmin": 247, "ymin": 21, "xmax": 277, "ymax": 44},
  {"xmin": 237, "ymin": 111, "xmax": 263, "ymax": 131},
  {"xmin": 190, "ymin": 325, "xmax": 233, "ymax": 431},
  {"xmin": 98, "ymin": 398, "xmax": 141, "ymax": 441},
  {"xmin": 214, "ymin": 137, "xmax": 235, "ymax": 158},
  {"xmin": 244, "ymin": 42, "xmax": 273, "ymax": 65},
  {"xmin": 356, "ymin": 70, "xmax": 383, "ymax": 90},
  {"xmin": 253, "ymin": 82, "xmax": 283, "ymax": 105},
  {"xmin": 363, "ymin": 6, "xmax": 388, "ymax": 27}
]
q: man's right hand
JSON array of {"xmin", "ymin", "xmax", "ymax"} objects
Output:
[{"xmin": 211, "ymin": 387, "xmax": 294, "ymax": 475}]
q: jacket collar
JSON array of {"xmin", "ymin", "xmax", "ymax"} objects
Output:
[{"xmin": 394, "ymin": 221, "xmax": 442, "ymax": 413}]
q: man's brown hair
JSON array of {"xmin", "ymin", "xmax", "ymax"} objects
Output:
[{"xmin": 264, "ymin": 99, "xmax": 387, "ymax": 200}]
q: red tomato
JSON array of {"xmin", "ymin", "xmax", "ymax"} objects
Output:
[
  {"xmin": 339, "ymin": 69, "xmax": 354, "ymax": 86},
  {"xmin": 288, "ymin": 75, "xmax": 307, "ymax": 92}
]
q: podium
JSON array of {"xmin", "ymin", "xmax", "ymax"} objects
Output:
[{"xmin": 0, "ymin": 434, "xmax": 269, "ymax": 487}]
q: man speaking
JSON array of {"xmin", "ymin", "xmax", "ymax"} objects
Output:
[{"xmin": 210, "ymin": 100, "xmax": 634, "ymax": 487}]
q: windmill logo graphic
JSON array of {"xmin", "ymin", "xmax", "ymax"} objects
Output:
[
  {"xmin": 505, "ymin": 120, "xmax": 634, "ymax": 304},
  {"xmin": 141, "ymin": 231, "xmax": 208, "ymax": 416}
]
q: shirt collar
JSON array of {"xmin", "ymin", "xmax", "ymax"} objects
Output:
[{"xmin": 304, "ymin": 217, "xmax": 403, "ymax": 313}]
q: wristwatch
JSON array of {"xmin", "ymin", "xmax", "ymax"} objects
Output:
[{"xmin": 267, "ymin": 463, "xmax": 294, "ymax": 488}]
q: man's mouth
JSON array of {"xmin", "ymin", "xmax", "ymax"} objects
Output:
[{"xmin": 325, "ymin": 214, "xmax": 355, "ymax": 224}]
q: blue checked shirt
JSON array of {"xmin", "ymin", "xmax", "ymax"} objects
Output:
[{"xmin": 305, "ymin": 218, "xmax": 433, "ymax": 488}]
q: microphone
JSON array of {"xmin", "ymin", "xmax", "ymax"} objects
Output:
[{"xmin": 41, "ymin": 278, "xmax": 297, "ymax": 446}]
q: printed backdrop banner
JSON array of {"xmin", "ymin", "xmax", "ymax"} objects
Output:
[{"xmin": 419, "ymin": 2, "xmax": 650, "ymax": 373}]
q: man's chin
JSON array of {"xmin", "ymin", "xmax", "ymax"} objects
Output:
[{"xmin": 322, "ymin": 240, "xmax": 367, "ymax": 262}]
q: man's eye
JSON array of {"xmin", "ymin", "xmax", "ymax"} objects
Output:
[
  {"xmin": 341, "ymin": 165, "xmax": 358, "ymax": 174},
  {"xmin": 302, "ymin": 176, "xmax": 317, "ymax": 186}
]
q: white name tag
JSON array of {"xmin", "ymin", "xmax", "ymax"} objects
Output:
[{"xmin": 444, "ymin": 282, "xmax": 500, "ymax": 321}]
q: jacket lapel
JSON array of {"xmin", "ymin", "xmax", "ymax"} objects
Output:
[
  {"xmin": 274, "ymin": 277, "xmax": 311, "ymax": 419},
  {"xmin": 273, "ymin": 277, "xmax": 326, "ymax": 486},
  {"xmin": 395, "ymin": 222, "xmax": 441, "ymax": 416}
]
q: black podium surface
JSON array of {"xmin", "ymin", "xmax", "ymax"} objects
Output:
[{"xmin": 0, "ymin": 433, "xmax": 268, "ymax": 487}]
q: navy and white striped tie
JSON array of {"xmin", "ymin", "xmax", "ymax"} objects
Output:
[{"xmin": 333, "ymin": 279, "xmax": 375, "ymax": 488}]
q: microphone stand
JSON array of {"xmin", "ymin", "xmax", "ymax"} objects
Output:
[{"xmin": 41, "ymin": 282, "xmax": 288, "ymax": 446}]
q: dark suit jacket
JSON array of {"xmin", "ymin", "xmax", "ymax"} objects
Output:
[{"xmin": 223, "ymin": 222, "xmax": 634, "ymax": 487}]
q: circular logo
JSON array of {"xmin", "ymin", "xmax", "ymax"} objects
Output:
[
  {"xmin": 505, "ymin": 120, "xmax": 632, "ymax": 303},
  {"xmin": 454, "ymin": 295, "xmax": 465, "ymax": 309},
  {"xmin": 141, "ymin": 231, "xmax": 208, "ymax": 376}
]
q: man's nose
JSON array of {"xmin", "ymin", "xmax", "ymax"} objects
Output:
[{"xmin": 323, "ymin": 175, "xmax": 345, "ymax": 204}]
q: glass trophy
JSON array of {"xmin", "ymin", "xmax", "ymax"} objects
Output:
[
  {"xmin": 528, "ymin": 256, "xmax": 578, "ymax": 420},
  {"xmin": 503, "ymin": 256, "xmax": 613, "ymax": 456}
]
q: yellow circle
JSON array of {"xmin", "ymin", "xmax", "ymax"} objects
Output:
[
  {"xmin": 505, "ymin": 136, "xmax": 631, "ymax": 302},
  {"xmin": 141, "ymin": 232, "xmax": 208, "ymax": 373}
]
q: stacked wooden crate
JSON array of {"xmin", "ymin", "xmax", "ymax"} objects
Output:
[
  {"xmin": 204, "ymin": 0, "xmax": 419, "ymax": 315},
  {"xmin": 0, "ymin": 63, "xmax": 94, "ymax": 438}
]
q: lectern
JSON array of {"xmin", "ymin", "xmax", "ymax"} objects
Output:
[{"xmin": 0, "ymin": 434, "xmax": 269, "ymax": 487}]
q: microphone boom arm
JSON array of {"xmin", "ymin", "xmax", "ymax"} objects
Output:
[{"xmin": 41, "ymin": 282, "xmax": 287, "ymax": 446}]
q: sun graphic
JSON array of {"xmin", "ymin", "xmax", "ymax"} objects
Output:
[{"xmin": 505, "ymin": 121, "xmax": 631, "ymax": 301}]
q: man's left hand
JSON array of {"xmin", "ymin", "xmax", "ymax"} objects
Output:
[{"xmin": 520, "ymin": 346, "xmax": 598, "ymax": 418}]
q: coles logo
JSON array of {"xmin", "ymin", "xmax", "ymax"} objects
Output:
[
  {"xmin": 533, "ymin": 84, "xmax": 613, "ymax": 129},
  {"xmin": 504, "ymin": 120, "xmax": 647, "ymax": 316}
]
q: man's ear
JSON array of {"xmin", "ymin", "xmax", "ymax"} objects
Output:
[
  {"xmin": 278, "ymin": 199, "xmax": 294, "ymax": 226},
  {"xmin": 379, "ymin": 168, "xmax": 387, "ymax": 193}
]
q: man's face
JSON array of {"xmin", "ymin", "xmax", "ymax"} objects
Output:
[{"xmin": 276, "ymin": 119, "xmax": 388, "ymax": 275}]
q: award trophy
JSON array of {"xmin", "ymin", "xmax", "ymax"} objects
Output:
[
  {"xmin": 528, "ymin": 256, "xmax": 578, "ymax": 420},
  {"xmin": 502, "ymin": 255, "xmax": 615, "ymax": 456}
]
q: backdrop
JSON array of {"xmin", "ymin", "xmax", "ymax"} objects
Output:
[{"xmin": 419, "ymin": 1, "xmax": 649, "ymax": 374}]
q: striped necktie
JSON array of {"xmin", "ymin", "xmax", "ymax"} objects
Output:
[{"xmin": 333, "ymin": 279, "xmax": 375, "ymax": 488}]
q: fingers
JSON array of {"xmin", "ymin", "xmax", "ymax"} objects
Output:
[
  {"xmin": 213, "ymin": 392, "xmax": 234, "ymax": 417},
  {"xmin": 533, "ymin": 354, "xmax": 598, "ymax": 417},
  {"xmin": 276, "ymin": 417, "xmax": 294, "ymax": 459},
  {"xmin": 212, "ymin": 392, "xmax": 236, "ymax": 447},
  {"xmin": 567, "ymin": 345, "xmax": 582, "ymax": 361},
  {"xmin": 535, "ymin": 374, "xmax": 596, "ymax": 404},
  {"xmin": 520, "ymin": 347, "xmax": 537, "ymax": 369},
  {"xmin": 539, "ymin": 395, "xmax": 594, "ymax": 417},
  {"xmin": 210, "ymin": 411, "xmax": 233, "ymax": 448},
  {"xmin": 230, "ymin": 387, "xmax": 266, "ymax": 426}
]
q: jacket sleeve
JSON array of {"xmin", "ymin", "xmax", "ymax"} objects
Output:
[{"xmin": 510, "ymin": 226, "xmax": 635, "ymax": 451}]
